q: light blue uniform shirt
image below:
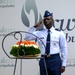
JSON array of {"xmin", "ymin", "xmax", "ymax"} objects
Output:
[{"xmin": 24, "ymin": 26, "xmax": 67, "ymax": 66}]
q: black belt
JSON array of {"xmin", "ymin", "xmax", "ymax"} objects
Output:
[{"xmin": 41, "ymin": 53, "xmax": 59, "ymax": 58}]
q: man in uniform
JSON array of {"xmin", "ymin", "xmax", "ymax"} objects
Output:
[{"xmin": 24, "ymin": 10, "xmax": 67, "ymax": 75}]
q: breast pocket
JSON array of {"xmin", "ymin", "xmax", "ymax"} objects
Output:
[
  {"xmin": 37, "ymin": 37, "xmax": 46, "ymax": 46},
  {"xmin": 51, "ymin": 37, "xmax": 59, "ymax": 47}
]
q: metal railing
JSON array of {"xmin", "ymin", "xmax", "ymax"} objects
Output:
[{"xmin": 2, "ymin": 31, "xmax": 48, "ymax": 75}]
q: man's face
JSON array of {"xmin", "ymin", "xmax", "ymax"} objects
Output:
[{"xmin": 43, "ymin": 16, "xmax": 53, "ymax": 29}]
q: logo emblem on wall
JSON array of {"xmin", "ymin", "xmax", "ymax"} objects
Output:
[{"xmin": 21, "ymin": 0, "xmax": 43, "ymax": 29}]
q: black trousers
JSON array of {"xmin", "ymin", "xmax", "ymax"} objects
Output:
[{"xmin": 39, "ymin": 54, "xmax": 61, "ymax": 75}]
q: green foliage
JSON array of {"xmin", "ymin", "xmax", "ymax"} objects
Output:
[{"xmin": 10, "ymin": 45, "xmax": 41, "ymax": 57}]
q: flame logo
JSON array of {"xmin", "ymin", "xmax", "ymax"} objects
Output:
[{"xmin": 21, "ymin": 0, "xmax": 43, "ymax": 29}]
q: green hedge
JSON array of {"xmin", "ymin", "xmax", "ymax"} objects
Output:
[{"xmin": 10, "ymin": 45, "xmax": 41, "ymax": 57}]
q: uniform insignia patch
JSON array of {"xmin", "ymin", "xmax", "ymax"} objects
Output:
[{"xmin": 55, "ymin": 28, "xmax": 61, "ymax": 31}]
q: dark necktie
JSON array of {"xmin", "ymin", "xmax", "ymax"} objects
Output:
[{"xmin": 45, "ymin": 29, "xmax": 50, "ymax": 55}]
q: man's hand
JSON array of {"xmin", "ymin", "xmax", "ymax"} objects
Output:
[
  {"xmin": 34, "ymin": 19, "xmax": 43, "ymax": 28},
  {"xmin": 61, "ymin": 66, "xmax": 65, "ymax": 73}
]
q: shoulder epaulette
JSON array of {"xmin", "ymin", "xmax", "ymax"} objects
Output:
[
  {"xmin": 36, "ymin": 29, "xmax": 44, "ymax": 31},
  {"xmin": 55, "ymin": 28, "xmax": 61, "ymax": 31}
]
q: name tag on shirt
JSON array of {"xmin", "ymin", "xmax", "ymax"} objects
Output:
[{"xmin": 39, "ymin": 37, "xmax": 44, "ymax": 39}]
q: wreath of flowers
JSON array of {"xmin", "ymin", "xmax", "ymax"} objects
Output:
[{"xmin": 10, "ymin": 40, "xmax": 41, "ymax": 57}]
